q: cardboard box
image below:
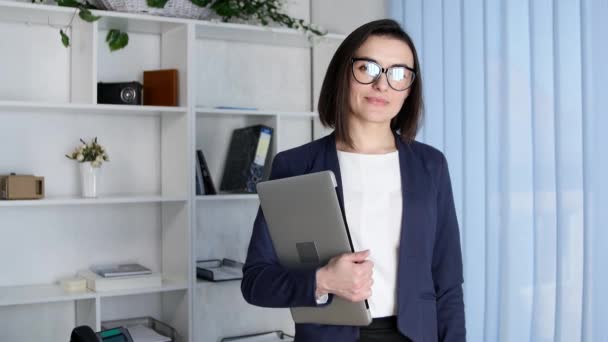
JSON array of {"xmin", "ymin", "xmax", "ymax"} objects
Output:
[{"xmin": 0, "ymin": 174, "xmax": 45, "ymax": 200}]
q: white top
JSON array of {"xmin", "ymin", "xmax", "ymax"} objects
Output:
[{"xmin": 337, "ymin": 150, "xmax": 403, "ymax": 318}]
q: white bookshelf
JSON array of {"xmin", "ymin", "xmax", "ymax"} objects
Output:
[
  {"xmin": 0, "ymin": 0, "xmax": 343, "ymax": 341},
  {"xmin": 195, "ymin": 194, "xmax": 259, "ymax": 201},
  {"xmin": 0, "ymin": 195, "xmax": 188, "ymax": 207},
  {"xmin": 0, "ymin": 278, "xmax": 187, "ymax": 307},
  {"xmin": 0, "ymin": 100, "xmax": 187, "ymax": 116}
]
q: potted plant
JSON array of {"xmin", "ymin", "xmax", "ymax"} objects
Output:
[
  {"xmin": 47, "ymin": 0, "xmax": 325, "ymax": 50},
  {"xmin": 66, "ymin": 137, "xmax": 109, "ymax": 198}
]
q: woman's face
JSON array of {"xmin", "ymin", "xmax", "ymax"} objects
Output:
[{"xmin": 348, "ymin": 35, "xmax": 414, "ymax": 127}]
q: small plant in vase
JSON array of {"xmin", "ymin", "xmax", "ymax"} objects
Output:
[{"xmin": 66, "ymin": 137, "xmax": 109, "ymax": 198}]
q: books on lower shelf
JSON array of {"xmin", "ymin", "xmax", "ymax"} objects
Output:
[
  {"xmin": 91, "ymin": 263, "xmax": 152, "ymax": 278},
  {"xmin": 196, "ymin": 258, "xmax": 244, "ymax": 282},
  {"xmin": 77, "ymin": 270, "xmax": 162, "ymax": 292}
]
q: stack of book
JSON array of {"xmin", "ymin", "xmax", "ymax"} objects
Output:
[{"xmin": 78, "ymin": 263, "xmax": 161, "ymax": 292}]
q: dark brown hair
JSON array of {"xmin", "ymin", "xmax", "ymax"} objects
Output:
[{"xmin": 318, "ymin": 19, "xmax": 424, "ymax": 146}]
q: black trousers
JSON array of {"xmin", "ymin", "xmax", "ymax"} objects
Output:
[{"xmin": 358, "ymin": 316, "xmax": 413, "ymax": 342}]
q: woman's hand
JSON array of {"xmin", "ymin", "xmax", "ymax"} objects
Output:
[{"xmin": 315, "ymin": 250, "xmax": 374, "ymax": 302}]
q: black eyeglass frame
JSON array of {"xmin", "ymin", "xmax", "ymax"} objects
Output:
[{"xmin": 350, "ymin": 57, "xmax": 416, "ymax": 91}]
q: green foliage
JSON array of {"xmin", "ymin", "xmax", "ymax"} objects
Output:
[
  {"xmin": 146, "ymin": 0, "xmax": 169, "ymax": 8},
  {"xmin": 78, "ymin": 8, "xmax": 101, "ymax": 22},
  {"xmin": 106, "ymin": 29, "xmax": 129, "ymax": 51},
  {"xmin": 65, "ymin": 137, "xmax": 110, "ymax": 167},
  {"xmin": 60, "ymin": 29, "xmax": 70, "ymax": 47},
  {"xmin": 199, "ymin": 0, "xmax": 326, "ymax": 36}
]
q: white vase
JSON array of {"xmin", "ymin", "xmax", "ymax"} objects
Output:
[{"xmin": 80, "ymin": 162, "xmax": 100, "ymax": 198}]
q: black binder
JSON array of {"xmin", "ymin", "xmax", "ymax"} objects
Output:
[
  {"xmin": 220, "ymin": 125, "xmax": 273, "ymax": 193},
  {"xmin": 196, "ymin": 149, "xmax": 216, "ymax": 195}
]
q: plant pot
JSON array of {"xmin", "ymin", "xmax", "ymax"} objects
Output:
[{"xmin": 80, "ymin": 162, "xmax": 100, "ymax": 198}]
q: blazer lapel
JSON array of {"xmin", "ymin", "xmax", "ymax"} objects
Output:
[
  {"xmin": 396, "ymin": 134, "xmax": 432, "ymax": 259},
  {"xmin": 323, "ymin": 132, "xmax": 346, "ymax": 214}
]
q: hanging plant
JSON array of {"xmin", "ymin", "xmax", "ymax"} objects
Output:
[
  {"xmin": 45, "ymin": 0, "xmax": 325, "ymax": 51},
  {"xmin": 52, "ymin": 0, "xmax": 128, "ymax": 51},
  {"xmin": 201, "ymin": 0, "xmax": 325, "ymax": 36}
]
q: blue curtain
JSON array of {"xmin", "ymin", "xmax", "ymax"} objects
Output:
[{"xmin": 388, "ymin": 1, "xmax": 608, "ymax": 341}]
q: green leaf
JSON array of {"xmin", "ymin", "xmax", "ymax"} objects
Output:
[
  {"xmin": 106, "ymin": 29, "xmax": 119, "ymax": 43},
  {"xmin": 191, "ymin": 0, "xmax": 212, "ymax": 7},
  {"xmin": 146, "ymin": 0, "xmax": 168, "ymax": 8},
  {"xmin": 56, "ymin": 0, "xmax": 81, "ymax": 7},
  {"xmin": 190, "ymin": 0, "xmax": 212, "ymax": 7},
  {"xmin": 78, "ymin": 8, "xmax": 101, "ymax": 22},
  {"xmin": 60, "ymin": 29, "xmax": 70, "ymax": 47},
  {"xmin": 106, "ymin": 29, "xmax": 129, "ymax": 51}
]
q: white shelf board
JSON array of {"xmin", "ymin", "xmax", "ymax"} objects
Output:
[
  {"xmin": 195, "ymin": 194, "xmax": 259, "ymax": 201},
  {"xmin": 96, "ymin": 11, "xmax": 186, "ymax": 35},
  {"xmin": 98, "ymin": 277, "xmax": 188, "ymax": 298},
  {"xmin": 0, "ymin": 277, "xmax": 188, "ymax": 307},
  {"xmin": 0, "ymin": 0, "xmax": 75, "ymax": 27},
  {"xmin": 0, "ymin": 1, "xmax": 186, "ymax": 34},
  {"xmin": 0, "ymin": 100, "xmax": 187, "ymax": 116},
  {"xmin": 0, "ymin": 284, "xmax": 96, "ymax": 307},
  {"xmin": 0, "ymin": 1, "xmax": 343, "ymax": 45},
  {"xmin": 0, "ymin": 194, "xmax": 188, "ymax": 207},
  {"xmin": 195, "ymin": 107, "xmax": 316, "ymax": 118},
  {"xmin": 195, "ymin": 20, "xmax": 311, "ymax": 47},
  {"xmin": 195, "ymin": 278, "xmax": 241, "ymax": 289}
]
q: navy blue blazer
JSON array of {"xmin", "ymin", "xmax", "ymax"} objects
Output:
[{"xmin": 241, "ymin": 131, "xmax": 466, "ymax": 342}]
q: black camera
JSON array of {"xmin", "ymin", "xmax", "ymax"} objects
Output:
[{"xmin": 97, "ymin": 82, "xmax": 142, "ymax": 105}]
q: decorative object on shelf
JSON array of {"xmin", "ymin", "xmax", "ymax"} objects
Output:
[
  {"xmin": 220, "ymin": 125, "xmax": 273, "ymax": 193},
  {"xmin": 200, "ymin": 0, "xmax": 325, "ymax": 36},
  {"xmin": 45, "ymin": 0, "xmax": 326, "ymax": 50},
  {"xmin": 59, "ymin": 276, "xmax": 87, "ymax": 292},
  {"xmin": 102, "ymin": 316, "xmax": 177, "ymax": 342},
  {"xmin": 143, "ymin": 69, "xmax": 178, "ymax": 106},
  {"xmin": 65, "ymin": 137, "xmax": 109, "ymax": 198},
  {"xmin": 92, "ymin": 0, "xmax": 210, "ymax": 19},
  {"xmin": 196, "ymin": 258, "xmax": 244, "ymax": 281},
  {"xmin": 98, "ymin": 81, "xmax": 143, "ymax": 105},
  {"xmin": 0, "ymin": 173, "xmax": 45, "ymax": 200}
]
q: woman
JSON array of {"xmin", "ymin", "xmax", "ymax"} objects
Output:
[{"xmin": 241, "ymin": 19, "xmax": 465, "ymax": 342}]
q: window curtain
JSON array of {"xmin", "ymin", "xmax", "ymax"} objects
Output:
[{"xmin": 388, "ymin": 1, "xmax": 608, "ymax": 341}]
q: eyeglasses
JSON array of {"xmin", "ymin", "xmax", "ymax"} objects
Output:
[{"xmin": 351, "ymin": 58, "xmax": 416, "ymax": 91}]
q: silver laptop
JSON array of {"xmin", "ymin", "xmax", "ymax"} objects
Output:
[{"xmin": 256, "ymin": 170, "xmax": 372, "ymax": 326}]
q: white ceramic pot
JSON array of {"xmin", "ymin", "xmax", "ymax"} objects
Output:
[{"xmin": 80, "ymin": 162, "xmax": 100, "ymax": 198}]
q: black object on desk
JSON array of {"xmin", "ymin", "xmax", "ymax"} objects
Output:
[
  {"xmin": 196, "ymin": 258, "xmax": 244, "ymax": 281},
  {"xmin": 70, "ymin": 325, "xmax": 134, "ymax": 342}
]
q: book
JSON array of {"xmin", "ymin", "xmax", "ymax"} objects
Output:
[
  {"xmin": 143, "ymin": 69, "xmax": 178, "ymax": 106},
  {"xmin": 90, "ymin": 263, "xmax": 152, "ymax": 278},
  {"xmin": 196, "ymin": 149, "xmax": 216, "ymax": 195},
  {"xmin": 77, "ymin": 270, "xmax": 162, "ymax": 292},
  {"xmin": 195, "ymin": 156, "xmax": 205, "ymax": 195}
]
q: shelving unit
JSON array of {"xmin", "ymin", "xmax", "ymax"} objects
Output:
[{"xmin": 0, "ymin": 0, "xmax": 344, "ymax": 341}]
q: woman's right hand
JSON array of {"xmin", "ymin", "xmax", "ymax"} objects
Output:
[{"xmin": 315, "ymin": 250, "xmax": 374, "ymax": 303}]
